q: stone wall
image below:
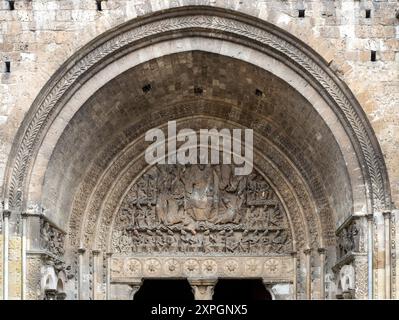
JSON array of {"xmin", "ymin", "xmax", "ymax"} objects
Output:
[{"xmin": 8, "ymin": 236, "xmax": 21, "ymax": 299}]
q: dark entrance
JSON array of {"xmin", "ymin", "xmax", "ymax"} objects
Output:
[
  {"xmin": 135, "ymin": 279, "xmax": 194, "ymax": 301},
  {"xmin": 213, "ymin": 279, "xmax": 272, "ymax": 301}
]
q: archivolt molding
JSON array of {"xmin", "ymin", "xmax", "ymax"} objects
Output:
[
  {"xmin": 68, "ymin": 116, "xmax": 325, "ymax": 253},
  {"xmin": 64, "ymin": 105, "xmax": 330, "ymax": 252},
  {"xmin": 58, "ymin": 92, "xmax": 342, "ymax": 246},
  {"xmin": 4, "ymin": 6, "xmax": 390, "ymax": 215}
]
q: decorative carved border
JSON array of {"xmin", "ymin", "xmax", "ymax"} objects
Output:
[
  {"xmin": 110, "ymin": 255, "xmax": 294, "ymax": 281},
  {"xmin": 4, "ymin": 6, "xmax": 390, "ymax": 215}
]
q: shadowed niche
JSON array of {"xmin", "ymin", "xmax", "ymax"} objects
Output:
[
  {"xmin": 213, "ymin": 279, "xmax": 272, "ymax": 301},
  {"xmin": 134, "ymin": 279, "xmax": 194, "ymax": 301}
]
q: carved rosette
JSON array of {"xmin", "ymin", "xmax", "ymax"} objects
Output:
[
  {"xmin": 143, "ymin": 259, "xmax": 161, "ymax": 276},
  {"xmin": 245, "ymin": 258, "xmax": 262, "ymax": 276},
  {"xmin": 124, "ymin": 258, "xmax": 141, "ymax": 277},
  {"xmin": 223, "ymin": 259, "xmax": 241, "ymax": 276},
  {"xmin": 164, "ymin": 259, "xmax": 181, "ymax": 276},
  {"xmin": 183, "ymin": 259, "xmax": 201, "ymax": 277},
  {"xmin": 201, "ymin": 260, "xmax": 218, "ymax": 277}
]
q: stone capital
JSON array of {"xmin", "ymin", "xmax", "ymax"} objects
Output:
[
  {"xmin": 303, "ymin": 248, "xmax": 312, "ymax": 255},
  {"xmin": 188, "ymin": 278, "xmax": 218, "ymax": 300},
  {"xmin": 318, "ymin": 247, "xmax": 326, "ymax": 255},
  {"xmin": 21, "ymin": 211, "xmax": 29, "ymax": 218},
  {"xmin": 365, "ymin": 213, "xmax": 374, "ymax": 221},
  {"xmin": 383, "ymin": 211, "xmax": 391, "ymax": 219},
  {"xmin": 3, "ymin": 209, "xmax": 11, "ymax": 219}
]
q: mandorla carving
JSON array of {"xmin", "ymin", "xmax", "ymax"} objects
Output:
[{"xmin": 112, "ymin": 164, "xmax": 292, "ymax": 255}]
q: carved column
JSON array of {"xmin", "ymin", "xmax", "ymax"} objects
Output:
[
  {"xmin": 21, "ymin": 213, "xmax": 27, "ymax": 300},
  {"xmin": 106, "ymin": 252, "xmax": 112, "ymax": 300},
  {"xmin": 92, "ymin": 250, "xmax": 100, "ymax": 300},
  {"xmin": 304, "ymin": 248, "xmax": 312, "ymax": 299},
  {"xmin": 366, "ymin": 213, "xmax": 374, "ymax": 299},
  {"xmin": 188, "ymin": 279, "xmax": 218, "ymax": 300},
  {"xmin": 77, "ymin": 247, "xmax": 85, "ymax": 300},
  {"xmin": 318, "ymin": 248, "xmax": 326, "ymax": 300},
  {"xmin": 383, "ymin": 211, "xmax": 391, "ymax": 299},
  {"xmin": 291, "ymin": 251, "xmax": 297, "ymax": 300},
  {"xmin": 392, "ymin": 209, "xmax": 398, "ymax": 299},
  {"xmin": 2, "ymin": 210, "xmax": 11, "ymax": 300}
]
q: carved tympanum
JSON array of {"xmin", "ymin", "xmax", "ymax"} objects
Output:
[{"xmin": 112, "ymin": 164, "xmax": 292, "ymax": 255}]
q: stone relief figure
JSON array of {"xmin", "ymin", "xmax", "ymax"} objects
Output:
[
  {"xmin": 40, "ymin": 219, "xmax": 65, "ymax": 258},
  {"xmin": 337, "ymin": 221, "xmax": 360, "ymax": 258},
  {"xmin": 40, "ymin": 221, "xmax": 51, "ymax": 249},
  {"xmin": 111, "ymin": 164, "xmax": 292, "ymax": 255},
  {"xmin": 184, "ymin": 164, "xmax": 216, "ymax": 222}
]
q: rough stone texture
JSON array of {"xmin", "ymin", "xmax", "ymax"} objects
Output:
[
  {"xmin": 25, "ymin": 256, "xmax": 42, "ymax": 300},
  {"xmin": 0, "ymin": 0, "xmax": 397, "ymax": 300},
  {"xmin": 8, "ymin": 237, "xmax": 21, "ymax": 299}
]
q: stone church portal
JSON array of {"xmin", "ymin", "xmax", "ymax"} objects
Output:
[{"xmin": 0, "ymin": 2, "xmax": 398, "ymax": 300}]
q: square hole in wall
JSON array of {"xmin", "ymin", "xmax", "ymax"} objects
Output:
[
  {"xmin": 194, "ymin": 86, "xmax": 203, "ymax": 95},
  {"xmin": 371, "ymin": 50, "xmax": 377, "ymax": 62},
  {"xmin": 298, "ymin": 9, "xmax": 305, "ymax": 18},
  {"xmin": 142, "ymin": 83, "xmax": 152, "ymax": 93},
  {"xmin": 5, "ymin": 61, "xmax": 11, "ymax": 73},
  {"xmin": 255, "ymin": 88, "xmax": 263, "ymax": 97},
  {"xmin": 96, "ymin": 0, "xmax": 103, "ymax": 11}
]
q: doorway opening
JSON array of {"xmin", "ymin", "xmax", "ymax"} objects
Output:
[
  {"xmin": 213, "ymin": 279, "xmax": 272, "ymax": 301},
  {"xmin": 134, "ymin": 279, "xmax": 194, "ymax": 301}
]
